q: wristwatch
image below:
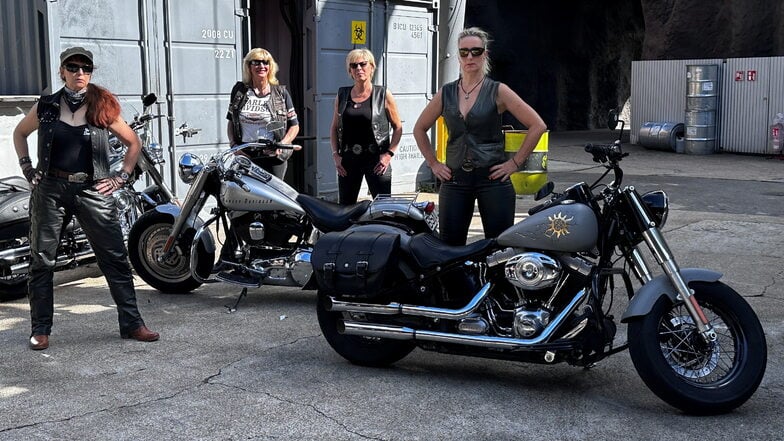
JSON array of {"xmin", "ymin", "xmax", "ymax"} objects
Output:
[
  {"xmin": 119, "ymin": 171, "xmax": 130, "ymax": 181},
  {"xmin": 385, "ymin": 150, "xmax": 395, "ymax": 157}
]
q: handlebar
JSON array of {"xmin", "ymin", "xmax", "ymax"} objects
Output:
[{"xmin": 584, "ymin": 140, "xmax": 627, "ymax": 164}]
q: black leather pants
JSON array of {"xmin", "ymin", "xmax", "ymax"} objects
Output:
[
  {"xmin": 337, "ymin": 152, "xmax": 392, "ymax": 205},
  {"xmin": 28, "ymin": 177, "xmax": 145, "ymax": 336}
]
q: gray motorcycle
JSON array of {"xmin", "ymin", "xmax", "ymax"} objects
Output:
[{"xmin": 312, "ymin": 110, "xmax": 767, "ymax": 415}]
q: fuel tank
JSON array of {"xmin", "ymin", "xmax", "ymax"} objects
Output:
[
  {"xmin": 220, "ymin": 173, "xmax": 304, "ymax": 215},
  {"xmin": 496, "ymin": 203, "xmax": 598, "ymax": 252}
]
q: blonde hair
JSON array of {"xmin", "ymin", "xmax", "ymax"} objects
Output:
[
  {"xmin": 242, "ymin": 48, "xmax": 280, "ymax": 85},
  {"xmin": 458, "ymin": 27, "xmax": 492, "ymax": 76},
  {"xmin": 345, "ymin": 48, "xmax": 376, "ymax": 78}
]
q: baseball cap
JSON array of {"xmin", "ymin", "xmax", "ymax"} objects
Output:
[{"xmin": 60, "ymin": 46, "xmax": 94, "ymax": 64}]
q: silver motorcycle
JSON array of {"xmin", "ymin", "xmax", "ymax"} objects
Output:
[{"xmin": 127, "ymin": 122, "xmax": 437, "ymax": 307}]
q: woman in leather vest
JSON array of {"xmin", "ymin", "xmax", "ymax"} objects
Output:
[
  {"xmin": 226, "ymin": 48, "xmax": 300, "ymax": 179},
  {"xmin": 414, "ymin": 28, "xmax": 547, "ymax": 246},
  {"xmin": 330, "ymin": 48, "xmax": 403, "ymax": 205},
  {"xmin": 12, "ymin": 47, "xmax": 159, "ymax": 350}
]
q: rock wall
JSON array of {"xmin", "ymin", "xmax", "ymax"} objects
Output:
[{"xmin": 465, "ymin": 0, "xmax": 784, "ymax": 130}]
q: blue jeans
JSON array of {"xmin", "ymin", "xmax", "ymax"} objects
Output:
[{"xmin": 438, "ymin": 167, "xmax": 516, "ymax": 246}]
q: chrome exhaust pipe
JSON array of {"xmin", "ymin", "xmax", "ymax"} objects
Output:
[
  {"xmin": 8, "ymin": 249, "xmax": 95, "ymax": 275},
  {"xmin": 340, "ymin": 289, "xmax": 587, "ymax": 349},
  {"xmin": 327, "ymin": 283, "xmax": 491, "ymax": 319}
]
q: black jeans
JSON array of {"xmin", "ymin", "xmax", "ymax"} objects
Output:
[
  {"xmin": 28, "ymin": 177, "xmax": 145, "ymax": 336},
  {"xmin": 338, "ymin": 152, "xmax": 391, "ymax": 205},
  {"xmin": 438, "ymin": 166, "xmax": 516, "ymax": 246}
]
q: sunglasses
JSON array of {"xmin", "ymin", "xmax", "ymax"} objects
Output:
[
  {"xmin": 249, "ymin": 59, "xmax": 270, "ymax": 66},
  {"xmin": 64, "ymin": 63, "xmax": 94, "ymax": 73},
  {"xmin": 349, "ymin": 61, "xmax": 369, "ymax": 70},
  {"xmin": 458, "ymin": 47, "xmax": 485, "ymax": 58}
]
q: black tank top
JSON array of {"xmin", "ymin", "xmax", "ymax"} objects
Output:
[
  {"xmin": 341, "ymin": 98, "xmax": 375, "ymax": 147},
  {"xmin": 50, "ymin": 121, "xmax": 93, "ymax": 173}
]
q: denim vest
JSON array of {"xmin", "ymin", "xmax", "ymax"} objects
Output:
[
  {"xmin": 336, "ymin": 85, "xmax": 391, "ymax": 151},
  {"xmin": 36, "ymin": 89, "xmax": 112, "ymax": 179},
  {"xmin": 441, "ymin": 78, "xmax": 504, "ymax": 170}
]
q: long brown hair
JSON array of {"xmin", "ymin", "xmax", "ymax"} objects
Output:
[{"xmin": 84, "ymin": 83, "xmax": 120, "ymax": 128}]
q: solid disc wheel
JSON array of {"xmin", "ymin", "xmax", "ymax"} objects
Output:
[
  {"xmin": 316, "ymin": 291, "xmax": 415, "ymax": 367},
  {"xmin": 128, "ymin": 214, "xmax": 212, "ymax": 293},
  {"xmin": 628, "ymin": 281, "xmax": 767, "ymax": 415}
]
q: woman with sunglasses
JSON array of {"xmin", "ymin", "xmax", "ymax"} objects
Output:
[
  {"xmin": 330, "ymin": 48, "xmax": 403, "ymax": 205},
  {"xmin": 12, "ymin": 46, "xmax": 159, "ymax": 350},
  {"xmin": 414, "ymin": 27, "xmax": 547, "ymax": 246},
  {"xmin": 226, "ymin": 48, "xmax": 299, "ymax": 179}
]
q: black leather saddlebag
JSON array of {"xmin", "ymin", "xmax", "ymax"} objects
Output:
[{"xmin": 312, "ymin": 230, "xmax": 400, "ymax": 299}]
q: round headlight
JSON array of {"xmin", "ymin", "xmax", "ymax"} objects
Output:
[{"xmin": 178, "ymin": 153, "xmax": 203, "ymax": 184}]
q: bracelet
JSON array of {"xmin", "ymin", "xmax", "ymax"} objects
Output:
[
  {"xmin": 511, "ymin": 157, "xmax": 520, "ymax": 167},
  {"xmin": 19, "ymin": 156, "xmax": 32, "ymax": 166}
]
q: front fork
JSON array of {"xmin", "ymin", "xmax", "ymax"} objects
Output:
[{"xmin": 627, "ymin": 191, "xmax": 717, "ymax": 342}]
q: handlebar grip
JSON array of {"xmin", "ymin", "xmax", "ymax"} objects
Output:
[{"xmin": 276, "ymin": 143, "xmax": 302, "ymax": 151}]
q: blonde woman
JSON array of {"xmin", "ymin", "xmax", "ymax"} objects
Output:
[
  {"xmin": 330, "ymin": 48, "xmax": 402, "ymax": 204},
  {"xmin": 226, "ymin": 48, "xmax": 299, "ymax": 179},
  {"xmin": 413, "ymin": 28, "xmax": 547, "ymax": 245}
]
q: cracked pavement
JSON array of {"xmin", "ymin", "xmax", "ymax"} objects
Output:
[{"xmin": 1, "ymin": 130, "xmax": 783, "ymax": 439}]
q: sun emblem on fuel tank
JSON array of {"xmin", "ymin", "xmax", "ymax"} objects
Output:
[{"xmin": 545, "ymin": 212, "xmax": 573, "ymax": 239}]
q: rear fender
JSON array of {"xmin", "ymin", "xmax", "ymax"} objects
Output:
[{"xmin": 621, "ymin": 268, "xmax": 722, "ymax": 322}]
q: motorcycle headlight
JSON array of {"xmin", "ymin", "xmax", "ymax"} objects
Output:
[
  {"xmin": 178, "ymin": 153, "xmax": 203, "ymax": 184},
  {"xmin": 113, "ymin": 189, "xmax": 134, "ymax": 211},
  {"xmin": 642, "ymin": 190, "xmax": 668, "ymax": 228}
]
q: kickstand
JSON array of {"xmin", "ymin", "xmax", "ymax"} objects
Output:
[{"xmin": 225, "ymin": 287, "xmax": 248, "ymax": 313}]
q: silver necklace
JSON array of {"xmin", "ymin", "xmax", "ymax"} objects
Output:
[{"xmin": 459, "ymin": 77, "xmax": 483, "ymax": 100}]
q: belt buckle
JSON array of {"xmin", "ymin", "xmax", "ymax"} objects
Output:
[
  {"xmin": 461, "ymin": 160, "xmax": 475, "ymax": 172},
  {"xmin": 69, "ymin": 172, "xmax": 89, "ymax": 183},
  {"xmin": 351, "ymin": 144, "xmax": 363, "ymax": 155}
]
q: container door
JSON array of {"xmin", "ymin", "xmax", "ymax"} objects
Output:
[{"xmin": 720, "ymin": 57, "xmax": 770, "ymax": 154}]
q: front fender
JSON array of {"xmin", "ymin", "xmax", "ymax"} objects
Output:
[
  {"xmin": 147, "ymin": 202, "xmax": 181, "ymax": 220},
  {"xmin": 621, "ymin": 268, "xmax": 722, "ymax": 322}
]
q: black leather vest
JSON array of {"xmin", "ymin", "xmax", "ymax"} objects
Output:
[
  {"xmin": 227, "ymin": 82, "xmax": 289, "ymax": 145},
  {"xmin": 36, "ymin": 89, "xmax": 112, "ymax": 179},
  {"xmin": 441, "ymin": 78, "xmax": 504, "ymax": 169},
  {"xmin": 336, "ymin": 85, "xmax": 390, "ymax": 150}
]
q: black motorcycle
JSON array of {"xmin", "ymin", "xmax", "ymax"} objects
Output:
[
  {"xmin": 312, "ymin": 110, "xmax": 767, "ymax": 415},
  {"xmin": 0, "ymin": 93, "xmax": 190, "ymax": 301}
]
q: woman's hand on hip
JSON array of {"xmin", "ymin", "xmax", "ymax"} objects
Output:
[
  {"xmin": 95, "ymin": 176, "xmax": 126, "ymax": 196},
  {"xmin": 430, "ymin": 161, "xmax": 452, "ymax": 182},
  {"xmin": 489, "ymin": 160, "xmax": 518, "ymax": 181}
]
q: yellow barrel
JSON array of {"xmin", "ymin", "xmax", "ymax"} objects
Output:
[
  {"xmin": 435, "ymin": 116, "xmax": 448, "ymax": 162},
  {"xmin": 504, "ymin": 130, "xmax": 549, "ymax": 195}
]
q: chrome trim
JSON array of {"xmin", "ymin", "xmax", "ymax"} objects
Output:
[
  {"xmin": 327, "ymin": 283, "xmax": 491, "ymax": 319},
  {"xmin": 340, "ymin": 289, "xmax": 588, "ymax": 348}
]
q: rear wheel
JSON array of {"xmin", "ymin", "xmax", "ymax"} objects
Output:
[
  {"xmin": 128, "ymin": 213, "xmax": 213, "ymax": 293},
  {"xmin": 628, "ymin": 282, "xmax": 767, "ymax": 414},
  {"xmin": 316, "ymin": 291, "xmax": 415, "ymax": 367}
]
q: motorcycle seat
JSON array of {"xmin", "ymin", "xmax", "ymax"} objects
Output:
[
  {"xmin": 408, "ymin": 233, "xmax": 495, "ymax": 269},
  {"xmin": 0, "ymin": 176, "xmax": 30, "ymax": 192},
  {"xmin": 0, "ymin": 191, "xmax": 31, "ymax": 226},
  {"xmin": 296, "ymin": 194, "xmax": 372, "ymax": 233}
]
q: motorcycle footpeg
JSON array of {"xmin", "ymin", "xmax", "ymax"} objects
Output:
[{"xmin": 215, "ymin": 270, "xmax": 262, "ymax": 288}]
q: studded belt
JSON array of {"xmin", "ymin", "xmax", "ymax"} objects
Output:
[{"xmin": 47, "ymin": 168, "xmax": 92, "ymax": 183}]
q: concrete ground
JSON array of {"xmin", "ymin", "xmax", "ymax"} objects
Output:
[{"xmin": 1, "ymin": 130, "xmax": 782, "ymax": 440}]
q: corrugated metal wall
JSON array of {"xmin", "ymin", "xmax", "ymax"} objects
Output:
[
  {"xmin": 632, "ymin": 56, "xmax": 784, "ymax": 154},
  {"xmin": 0, "ymin": 0, "xmax": 49, "ymax": 95}
]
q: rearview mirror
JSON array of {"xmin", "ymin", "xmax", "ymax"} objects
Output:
[
  {"xmin": 142, "ymin": 93, "xmax": 157, "ymax": 108},
  {"xmin": 607, "ymin": 109, "xmax": 619, "ymax": 131}
]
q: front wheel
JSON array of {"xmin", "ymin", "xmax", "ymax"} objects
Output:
[
  {"xmin": 316, "ymin": 291, "xmax": 415, "ymax": 367},
  {"xmin": 128, "ymin": 213, "xmax": 213, "ymax": 293},
  {"xmin": 628, "ymin": 281, "xmax": 767, "ymax": 414}
]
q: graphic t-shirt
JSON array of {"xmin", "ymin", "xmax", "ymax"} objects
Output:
[{"xmin": 239, "ymin": 91, "xmax": 275, "ymax": 142}]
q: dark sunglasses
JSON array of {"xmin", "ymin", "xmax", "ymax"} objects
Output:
[
  {"xmin": 349, "ymin": 61, "xmax": 369, "ymax": 69},
  {"xmin": 64, "ymin": 63, "xmax": 94, "ymax": 73},
  {"xmin": 249, "ymin": 59, "xmax": 270, "ymax": 66},
  {"xmin": 458, "ymin": 47, "xmax": 485, "ymax": 58}
]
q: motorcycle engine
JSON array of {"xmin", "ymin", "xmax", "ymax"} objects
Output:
[
  {"xmin": 231, "ymin": 211, "xmax": 304, "ymax": 248},
  {"xmin": 504, "ymin": 252, "xmax": 561, "ymax": 289}
]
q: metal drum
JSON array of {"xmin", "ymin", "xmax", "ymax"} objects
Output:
[
  {"xmin": 685, "ymin": 64, "xmax": 719, "ymax": 154},
  {"xmin": 638, "ymin": 121, "xmax": 684, "ymax": 151}
]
